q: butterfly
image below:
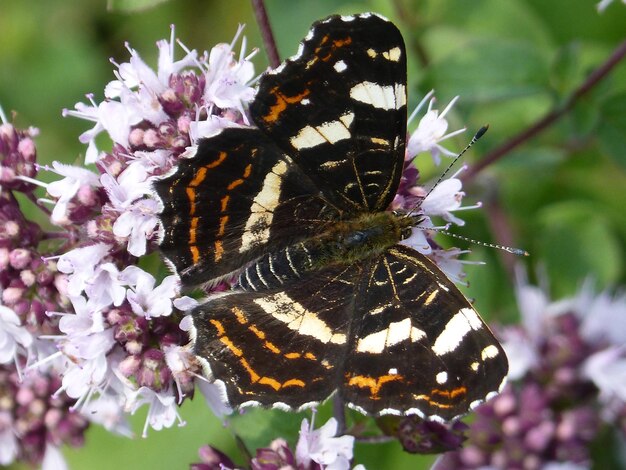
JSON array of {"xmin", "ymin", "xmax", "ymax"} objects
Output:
[{"xmin": 153, "ymin": 12, "xmax": 508, "ymax": 422}]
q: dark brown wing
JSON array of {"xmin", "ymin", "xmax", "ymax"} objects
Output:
[
  {"xmin": 190, "ymin": 244, "xmax": 508, "ymax": 420},
  {"xmin": 153, "ymin": 127, "xmax": 339, "ymax": 286},
  {"xmin": 342, "ymin": 245, "xmax": 508, "ymax": 421},
  {"xmin": 250, "ymin": 13, "xmax": 407, "ymax": 212}
]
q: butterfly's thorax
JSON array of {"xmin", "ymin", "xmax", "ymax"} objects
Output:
[
  {"xmin": 312, "ymin": 211, "xmax": 411, "ymax": 267},
  {"xmin": 238, "ymin": 211, "xmax": 412, "ymax": 291}
]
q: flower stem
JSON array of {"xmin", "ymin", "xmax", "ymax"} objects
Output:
[
  {"xmin": 250, "ymin": 0, "xmax": 281, "ymax": 68},
  {"xmin": 354, "ymin": 435, "xmax": 395, "ymax": 444},
  {"xmin": 463, "ymin": 38, "xmax": 626, "ymax": 182},
  {"xmin": 483, "ymin": 189, "xmax": 521, "ymax": 280},
  {"xmin": 25, "ymin": 191, "xmax": 52, "ymax": 216}
]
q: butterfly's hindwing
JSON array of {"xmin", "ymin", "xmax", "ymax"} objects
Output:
[
  {"xmin": 192, "ymin": 243, "xmax": 507, "ymax": 420},
  {"xmin": 191, "ymin": 263, "xmax": 361, "ymax": 409},
  {"xmin": 154, "ymin": 127, "xmax": 338, "ymax": 285},
  {"xmin": 343, "ymin": 245, "xmax": 508, "ymax": 420},
  {"xmin": 250, "ymin": 13, "xmax": 407, "ymax": 212}
]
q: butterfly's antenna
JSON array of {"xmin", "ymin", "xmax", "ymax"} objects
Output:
[
  {"xmin": 405, "ymin": 125, "xmax": 489, "ymax": 219},
  {"xmin": 436, "ymin": 229, "xmax": 529, "ymax": 256},
  {"xmin": 426, "ymin": 125, "xmax": 489, "ymax": 200}
]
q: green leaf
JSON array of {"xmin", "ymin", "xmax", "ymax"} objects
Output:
[
  {"xmin": 230, "ymin": 408, "xmax": 306, "ymax": 450},
  {"xmin": 423, "ymin": 36, "xmax": 549, "ymax": 103},
  {"xmin": 550, "ymin": 42, "xmax": 581, "ymax": 97},
  {"xmin": 597, "ymin": 92, "xmax": 626, "ymax": 169}
]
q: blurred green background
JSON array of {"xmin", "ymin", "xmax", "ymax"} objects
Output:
[{"xmin": 2, "ymin": 0, "xmax": 625, "ymax": 468}]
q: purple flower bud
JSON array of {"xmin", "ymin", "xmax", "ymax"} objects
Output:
[
  {"xmin": 9, "ymin": 248, "xmax": 31, "ymax": 269},
  {"xmin": 129, "ymin": 128, "xmax": 145, "ymax": 147},
  {"xmin": 118, "ymin": 354, "xmax": 141, "ymax": 376},
  {"xmin": 2, "ymin": 286, "xmax": 24, "ymax": 305}
]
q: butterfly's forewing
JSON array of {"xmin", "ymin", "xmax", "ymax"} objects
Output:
[
  {"xmin": 250, "ymin": 14, "xmax": 407, "ymax": 213},
  {"xmin": 154, "ymin": 128, "xmax": 338, "ymax": 285},
  {"xmin": 342, "ymin": 245, "xmax": 508, "ymax": 420}
]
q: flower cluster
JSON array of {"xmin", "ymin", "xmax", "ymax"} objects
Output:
[
  {"xmin": 192, "ymin": 416, "xmax": 365, "ymax": 470},
  {"xmin": 1, "ymin": 21, "xmax": 487, "ymax": 468},
  {"xmin": 37, "ymin": 26, "xmax": 260, "ymax": 443},
  {"xmin": 1, "ymin": 113, "xmax": 90, "ymax": 467},
  {"xmin": 435, "ymin": 275, "xmax": 626, "ymax": 469}
]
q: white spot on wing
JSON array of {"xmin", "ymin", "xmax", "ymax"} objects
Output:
[
  {"xmin": 254, "ymin": 292, "xmax": 347, "ymax": 344},
  {"xmin": 333, "ymin": 60, "xmax": 348, "ymax": 72},
  {"xmin": 290, "ymin": 126, "xmax": 326, "ymax": 149},
  {"xmin": 350, "ymin": 81, "xmax": 406, "ymax": 110},
  {"xmin": 481, "ymin": 344, "xmax": 500, "ymax": 360},
  {"xmin": 436, "ymin": 371, "xmax": 448, "ymax": 384},
  {"xmin": 239, "ymin": 161, "xmax": 287, "ymax": 252},
  {"xmin": 431, "ymin": 308, "xmax": 483, "ymax": 356},
  {"xmin": 356, "ymin": 318, "xmax": 425, "ymax": 353},
  {"xmin": 289, "ymin": 113, "xmax": 354, "ymax": 149},
  {"xmin": 382, "ymin": 46, "xmax": 402, "ymax": 62}
]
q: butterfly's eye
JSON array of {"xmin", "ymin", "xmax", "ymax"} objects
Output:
[{"xmin": 401, "ymin": 227, "xmax": 412, "ymax": 239}]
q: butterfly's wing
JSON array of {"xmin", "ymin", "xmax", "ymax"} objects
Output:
[
  {"xmin": 342, "ymin": 245, "xmax": 508, "ymax": 420},
  {"xmin": 191, "ymin": 244, "xmax": 507, "ymax": 420},
  {"xmin": 250, "ymin": 13, "xmax": 407, "ymax": 212},
  {"xmin": 153, "ymin": 128, "xmax": 339, "ymax": 285},
  {"xmin": 191, "ymin": 262, "xmax": 361, "ymax": 409}
]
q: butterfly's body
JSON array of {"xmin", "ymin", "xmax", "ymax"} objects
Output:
[{"xmin": 154, "ymin": 12, "xmax": 508, "ymax": 421}]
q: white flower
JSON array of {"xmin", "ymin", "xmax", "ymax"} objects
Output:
[
  {"xmin": 400, "ymin": 217, "xmax": 434, "ymax": 254},
  {"xmin": 80, "ymin": 393, "xmax": 132, "ymax": 437},
  {"xmin": 196, "ymin": 378, "xmax": 232, "ymax": 417},
  {"xmin": 100, "ymin": 163, "xmax": 151, "ymax": 210},
  {"xmin": 121, "ymin": 266, "xmax": 178, "ymax": 318},
  {"xmin": 501, "ymin": 328, "xmax": 539, "ymax": 381},
  {"xmin": 582, "ymin": 347, "xmax": 626, "ymax": 403},
  {"xmin": 295, "ymin": 417, "xmax": 356, "ymax": 470},
  {"xmin": 46, "ymin": 162, "xmax": 101, "ymax": 224},
  {"xmin": 429, "ymin": 247, "xmax": 475, "ymax": 286},
  {"xmin": 128, "ymin": 149, "xmax": 172, "ymax": 173},
  {"xmin": 41, "ymin": 444, "xmax": 68, "ymax": 470},
  {"xmin": 407, "ymin": 94, "xmax": 465, "ymax": 165},
  {"xmin": 422, "ymin": 167, "xmax": 481, "ymax": 226},
  {"xmin": 574, "ymin": 282, "xmax": 626, "ymax": 346},
  {"xmin": 61, "ymin": 353, "xmax": 111, "ymax": 400},
  {"xmin": 57, "ymin": 243, "xmax": 110, "ymax": 298},
  {"xmin": 188, "ymin": 114, "xmax": 244, "ymax": 143},
  {"xmin": 61, "ymin": 98, "xmax": 104, "ymax": 164},
  {"xmin": 85, "ymin": 262, "xmax": 126, "ymax": 309},
  {"xmin": 54, "ymin": 296, "xmax": 116, "ymax": 401},
  {"xmin": 112, "ymin": 198, "xmax": 159, "ymax": 257},
  {"xmin": 0, "ymin": 305, "xmax": 33, "ymax": 364},
  {"xmin": 0, "ymin": 411, "xmax": 17, "ymax": 465},
  {"xmin": 203, "ymin": 26, "xmax": 257, "ymax": 118},
  {"xmin": 109, "ymin": 28, "xmax": 197, "ymax": 99},
  {"xmin": 125, "ymin": 386, "xmax": 185, "ymax": 437}
]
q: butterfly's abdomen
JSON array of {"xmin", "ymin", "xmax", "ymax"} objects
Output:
[{"xmin": 238, "ymin": 211, "xmax": 410, "ymax": 291}]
